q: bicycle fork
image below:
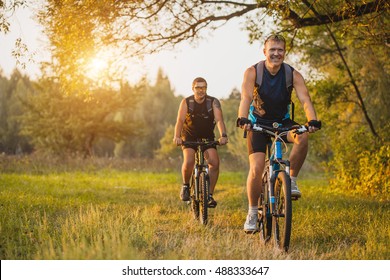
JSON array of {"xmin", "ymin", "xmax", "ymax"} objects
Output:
[
  {"xmin": 194, "ymin": 166, "xmax": 199, "ymax": 200},
  {"xmin": 193, "ymin": 165, "xmax": 209, "ymax": 201},
  {"xmin": 267, "ymin": 139, "xmax": 291, "ymax": 217}
]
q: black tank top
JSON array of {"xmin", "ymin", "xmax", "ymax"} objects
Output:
[
  {"xmin": 182, "ymin": 96, "xmax": 215, "ymax": 140},
  {"xmin": 256, "ymin": 66, "xmax": 290, "ymax": 121}
]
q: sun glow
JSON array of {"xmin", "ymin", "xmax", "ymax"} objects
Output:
[
  {"xmin": 85, "ymin": 56, "xmax": 109, "ymax": 81},
  {"xmin": 81, "ymin": 48, "xmax": 124, "ymax": 89}
]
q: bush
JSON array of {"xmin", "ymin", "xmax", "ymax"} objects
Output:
[{"xmin": 329, "ymin": 142, "xmax": 389, "ymax": 201}]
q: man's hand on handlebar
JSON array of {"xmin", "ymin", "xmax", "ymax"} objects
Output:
[
  {"xmin": 218, "ymin": 135, "xmax": 228, "ymax": 145},
  {"xmin": 173, "ymin": 136, "xmax": 182, "ymax": 146},
  {"xmin": 306, "ymin": 120, "xmax": 322, "ymax": 133},
  {"xmin": 236, "ymin": 117, "xmax": 252, "ymax": 130}
]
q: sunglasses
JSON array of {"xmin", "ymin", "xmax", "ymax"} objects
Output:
[{"xmin": 264, "ymin": 34, "xmax": 286, "ymax": 45}]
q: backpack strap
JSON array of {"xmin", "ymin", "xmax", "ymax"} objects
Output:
[
  {"xmin": 186, "ymin": 96, "xmax": 213, "ymax": 114},
  {"xmin": 255, "ymin": 60, "xmax": 293, "ymax": 91},
  {"xmin": 187, "ymin": 96, "xmax": 195, "ymax": 113},
  {"xmin": 206, "ymin": 97, "xmax": 213, "ymax": 114},
  {"xmin": 284, "ymin": 63, "xmax": 294, "ymax": 120},
  {"xmin": 255, "ymin": 61, "xmax": 265, "ymax": 87},
  {"xmin": 284, "ymin": 63, "xmax": 293, "ymax": 90}
]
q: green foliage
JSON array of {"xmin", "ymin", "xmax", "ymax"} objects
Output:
[
  {"xmin": 329, "ymin": 139, "xmax": 389, "ymax": 201},
  {"xmin": 19, "ymin": 79, "xmax": 140, "ymax": 156},
  {"xmin": 0, "ymin": 70, "xmax": 34, "ymax": 154},
  {"xmin": 285, "ymin": 2, "xmax": 390, "ymax": 199},
  {"xmin": 154, "ymin": 125, "xmax": 182, "ymax": 160},
  {"xmin": 116, "ymin": 70, "xmax": 182, "ymax": 158},
  {"xmin": 222, "ymin": 88, "xmax": 248, "ymax": 165},
  {"xmin": 356, "ymin": 146, "xmax": 389, "ymax": 200}
]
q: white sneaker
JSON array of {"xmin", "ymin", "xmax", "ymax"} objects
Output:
[
  {"xmin": 244, "ymin": 213, "xmax": 259, "ymax": 233},
  {"xmin": 291, "ymin": 179, "xmax": 302, "ymax": 198}
]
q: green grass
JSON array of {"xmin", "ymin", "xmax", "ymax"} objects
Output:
[{"xmin": 0, "ymin": 169, "xmax": 388, "ymax": 260}]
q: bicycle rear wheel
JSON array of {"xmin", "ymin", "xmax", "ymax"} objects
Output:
[
  {"xmin": 259, "ymin": 168, "xmax": 272, "ymax": 242},
  {"xmin": 199, "ymin": 172, "xmax": 209, "ymax": 225},
  {"xmin": 190, "ymin": 175, "xmax": 200, "ymax": 220},
  {"xmin": 273, "ymin": 171, "xmax": 292, "ymax": 252}
]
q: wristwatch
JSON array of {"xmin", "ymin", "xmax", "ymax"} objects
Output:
[{"xmin": 222, "ymin": 133, "xmax": 228, "ymax": 138}]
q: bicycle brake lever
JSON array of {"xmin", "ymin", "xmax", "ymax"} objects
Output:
[
  {"xmin": 243, "ymin": 123, "xmax": 254, "ymax": 138},
  {"xmin": 294, "ymin": 126, "xmax": 308, "ymax": 135}
]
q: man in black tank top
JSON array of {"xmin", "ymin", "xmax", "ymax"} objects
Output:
[
  {"xmin": 237, "ymin": 34, "xmax": 321, "ymax": 233},
  {"xmin": 173, "ymin": 77, "xmax": 228, "ymax": 208}
]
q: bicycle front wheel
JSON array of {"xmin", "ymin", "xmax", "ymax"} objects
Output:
[
  {"xmin": 190, "ymin": 175, "xmax": 200, "ymax": 220},
  {"xmin": 259, "ymin": 168, "xmax": 272, "ymax": 242},
  {"xmin": 273, "ymin": 171, "xmax": 292, "ymax": 252},
  {"xmin": 199, "ymin": 172, "xmax": 209, "ymax": 225}
]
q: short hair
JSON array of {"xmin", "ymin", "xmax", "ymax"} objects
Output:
[
  {"xmin": 264, "ymin": 34, "xmax": 286, "ymax": 47},
  {"xmin": 192, "ymin": 77, "xmax": 207, "ymax": 87}
]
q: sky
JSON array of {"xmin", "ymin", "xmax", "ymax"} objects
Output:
[{"xmin": 0, "ymin": 6, "xmax": 265, "ymax": 99}]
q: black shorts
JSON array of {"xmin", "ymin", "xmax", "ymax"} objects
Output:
[
  {"xmin": 247, "ymin": 119, "xmax": 298, "ymax": 155},
  {"xmin": 182, "ymin": 137, "xmax": 218, "ymax": 151}
]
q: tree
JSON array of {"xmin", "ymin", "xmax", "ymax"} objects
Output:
[
  {"xmin": 118, "ymin": 69, "xmax": 181, "ymax": 158},
  {"xmin": 0, "ymin": 69, "xmax": 34, "ymax": 154},
  {"xmin": 34, "ymin": 1, "xmax": 388, "ymax": 57},
  {"xmin": 35, "ymin": 0, "xmax": 388, "ymax": 139},
  {"xmin": 20, "ymin": 79, "xmax": 140, "ymax": 156}
]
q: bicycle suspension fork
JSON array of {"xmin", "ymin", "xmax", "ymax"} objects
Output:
[
  {"xmin": 270, "ymin": 138, "xmax": 292, "ymax": 216},
  {"xmin": 194, "ymin": 149, "xmax": 209, "ymax": 200},
  {"xmin": 268, "ymin": 138, "xmax": 290, "ymax": 215}
]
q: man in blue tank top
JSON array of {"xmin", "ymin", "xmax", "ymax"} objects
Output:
[
  {"xmin": 237, "ymin": 34, "xmax": 321, "ymax": 233},
  {"xmin": 173, "ymin": 77, "xmax": 228, "ymax": 208}
]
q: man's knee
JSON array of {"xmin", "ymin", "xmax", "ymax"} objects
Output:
[
  {"xmin": 294, "ymin": 133, "xmax": 308, "ymax": 146},
  {"xmin": 183, "ymin": 158, "xmax": 195, "ymax": 169},
  {"xmin": 207, "ymin": 156, "xmax": 220, "ymax": 170},
  {"xmin": 248, "ymin": 162, "xmax": 263, "ymax": 180}
]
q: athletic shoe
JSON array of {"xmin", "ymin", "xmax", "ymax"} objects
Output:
[
  {"xmin": 208, "ymin": 196, "xmax": 217, "ymax": 208},
  {"xmin": 244, "ymin": 213, "xmax": 259, "ymax": 233},
  {"xmin": 291, "ymin": 179, "xmax": 302, "ymax": 198},
  {"xmin": 180, "ymin": 184, "xmax": 190, "ymax": 201}
]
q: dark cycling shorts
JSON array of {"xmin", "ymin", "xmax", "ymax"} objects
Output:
[
  {"xmin": 247, "ymin": 119, "xmax": 298, "ymax": 155},
  {"xmin": 182, "ymin": 137, "xmax": 218, "ymax": 151}
]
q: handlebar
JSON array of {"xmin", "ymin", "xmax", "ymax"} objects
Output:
[
  {"xmin": 244, "ymin": 123, "xmax": 308, "ymax": 138},
  {"xmin": 252, "ymin": 123, "xmax": 307, "ymax": 133},
  {"xmin": 181, "ymin": 140, "xmax": 220, "ymax": 146}
]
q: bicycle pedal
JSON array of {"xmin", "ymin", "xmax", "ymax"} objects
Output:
[{"xmin": 244, "ymin": 229, "xmax": 259, "ymax": 235}]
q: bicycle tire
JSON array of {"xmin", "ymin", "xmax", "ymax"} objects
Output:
[
  {"xmin": 273, "ymin": 171, "xmax": 292, "ymax": 252},
  {"xmin": 259, "ymin": 168, "xmax": 272, "ymax": 242},
  {"xmin": 199, "ymin": 172, "xmax": 209, "ymax": 225},
  {"xmin": 190, "ymin": 175, "xmax": 200, "ymax": 220}
]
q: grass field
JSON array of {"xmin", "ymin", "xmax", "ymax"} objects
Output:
[{"xmin": 0, "ymin": 164, "xmax": 389, "ymax": 260}]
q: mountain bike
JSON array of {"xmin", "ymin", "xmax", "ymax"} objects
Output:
[
  {"xmin": 182, "ymin": 140, "xmax": 219, "ymax": 225},
  {"xmin": 247, "ymin": 122, "xmax": 308, "ymax": 252}
]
